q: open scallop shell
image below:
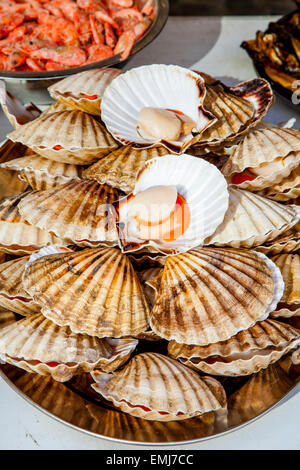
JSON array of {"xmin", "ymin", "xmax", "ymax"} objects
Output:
[
  {"xmin": 0, "ymin": 256, "xmax": 40, "ymax": 316},
  {"xmin": 261, "ymin": 166, "xmax": 300, "ymax": 202},
  {"xmin": 137, "ymin": 267, "xmax": 162, "ymax": 308},
  {"xmin": 222, "ymin": 128, "xmax": 300, "ymax": 190},
  {"xmin": 91, "ymin": 352, "xmax": 227, "ymax": 421},
  {"xmin": 0, "ymin": 192, "xmax": 62, "ymax": 255},
  {"xmin": 168, "ymin": 319, "xmax": 300, "ymax": 376},
  {"xmin": 18, "ymin": 180, "xmax": 119, "ymax": 247},
  {"xmin": 0, "ymin": 139, "xmax": 29, "ymax": 199},
  {"xmin": 23, "ymin": 247, "xmax": 150, "ymax": 338},
  {"xmin": 150, "ymin": 247, "xmax": 283, "ymax": 346},
  {"xmin": 0, "ymin": 313, "xmax": 138, "ymax": 382},
  {"xmin": 192, "ymin": 73, "xmax": 273, "ymax": 148},
  {"xmin": 118, "ymin": 154, "xmax": 229, "ymax": 254},
  {"xmin": 270, "ymin": 254, "xmax": 300, "ymax": 318},
  {"xmin": 101, "ymin": 64, "xmax": 217, "ymax": 154},
  {"xmin": 83, "ymin": 145, "xmax": 169, "ymax": 193},
  {"xmin": 228, "ymin": 363, "xmax": 294, "ymax": 427},
  {"xmin": 7, "ymin": 110, "xmax": 118, "ymax": 165},
  {"xmin": 0, "ymin": 153, "xmax": 83, "ymax": 191},
  {"xmin": 48, "ymin": 68, "xmax": 122, "ymax": 116},
  {"xmin": 0, "ymin": 80, "xmax": 41, "ymax": 128},
  {"xmin": 204, "ymin": 187, "xmax": 299, "ymax": 248}
]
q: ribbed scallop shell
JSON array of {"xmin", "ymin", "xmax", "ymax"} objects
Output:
[
  {"xmin": 228, "ymin": 363, "xmax": 293, "ymax": 426},
  {"xmin": 0, "ymin": 256, "xmax": 40, "ymax": 316},
  {"xmin": 0, "ymin": 154, "xmax": 83, "ymax": 191},
  {"xmin": 261, "ymin": 166, "xmax": 300, "ymax": 202},
  {"xmin": 223, "ymin": 128, "xmax": 300, "ymax": 190},
  {"xmin": 0, "ymin": 192, "xmax": 61, "ymax": 255},
  {"xmin": 7, "ymin": 110, "xmax": 118, "ymax": 165},
  {"xmin": 137, "ymin": 267, "xmax": 162, "ymax": 308},
  {"xmin": 23, "ymin": 247, "xmax": 150, "ymax": 338},
  {"xmin": 83, "ymin": 145, "xmax": 169, "ymax": 193},
  {"xmin": 0, "ymin": 80, "xmax": 41, "ymax": 128},
  {"xmin": 48, "ymin": 68, "xmax": 122, "ymax": 116},
  {"xmin": 168, "ymin": 319, "xmax": 300, "ymax": 376},
  {"xmin": 0, "ymin": 313, "xmax": 138, "ymax": 382},
  {"xmin": 101, "ymin": 64, "xmax": 217, "ymax": 154},
  {"xmin": 118, "ymin": 154, "xmax": 229, "ymax": 254},
  {"xmin": 193, "ymin": 74, "xmax": 273, "ymax": 147},
  {"xmin": 0, "ymin": 139, "xmax": 28, "ymax": 198},
  {"xmin": 205, "ymin": 188, "xmax": 299, "ymax": 248},
  {"xmin": 270, "ymin": 254, "xmax": 300, "ymax": 318},
  {"xmin": 150, "ymin": 247, "xmax": 281, "ymax": 345},
  {"xmin": 18, "ymin": 180, "xmax": 119, "ymax": 247},
  {"xmin": 91, "ymin": 352, "xmax": 227, "ymax": 421},
  {"xmin": 0, "ymin": 309, "xmax": 17, "ymax": 329},
  {"xmin": 256, "ymin": 220, "xmax": 300, "ymax": 255}
]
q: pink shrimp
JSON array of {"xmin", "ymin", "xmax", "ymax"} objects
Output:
[
  {"xmin": 0, "ymin": 13, "xmax": 24, "ymax": 39},
  {"xmin": 133, "ymin": 17, "xmax": 151, "ymax": 40},
  {"xmin": 26, "ymin": 57, "xmax": 45, "ymax": 71},
  {"xmin": 6, "ymin": 50, "xmax": 27, "ymax": 68},
  {"xmin": 113, "ymin": 8, "xmax": 144, "ymax": 23},
  {"xmin": 89, "ymin": 15, "xmax": 104, "ymax": 45},
  {"xmin": 45, "ymin": 60, "xmax": 67, "ymax": 71},
  {"xmin": 0, "ymin": 25, "xmax": 27, "ymax": 48},
  {"xmin": 95, "ymin": 10, "xmax": 118, "ymax": 29},
  {"xmin": 111, "ymin": 0, "xmax": 133, "ymax": 7},
  {"xmin": 85, "ymin": 44, "xmax": 114, "ymax": 63},
  {"xmin": 104, "ymin": 22, "xmax": 117, "ymax": 48},
  {"xmin": 141, "ymin": 0, "xmax": 154, "ymax": 16},
  {"xmin": 114, "ymin": 29, "xmax": 135, "ymax": 60},
  {"xmin": 31, "ymin": 45, "xmax": 86, "ymax": 66},
  {"xmin": 77, "ymin": 0, "xmax": 104, "ymax": 13}
]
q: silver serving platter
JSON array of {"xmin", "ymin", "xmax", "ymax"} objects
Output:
[{"xmin": 0, "ymin": 0, "xmax": 169, "ymax": 106}]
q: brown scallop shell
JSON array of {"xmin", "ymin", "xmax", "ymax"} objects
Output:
[
  {"xmin": 0, "ymin": 256, "xmax": 40, "ymax": 316},
  {"xmin": 7, "ymin": 110, "xmax": 118, "ymax": 165},
  {"xmin": 91, "ymin": 352, "xmax": 227, "ymax": 421},
  {"xmin": 18, "ymin": 180, "xmax": 119, "ymax": 247},
  {"xmin": 150, "ymin": 247, "xmax": 277, "ymax": 345},
  {"xmin": 205, "ymin": 187, "xmax": 299, "ymax": 248},
  {"xmin": 261, "ymin": 166, "xmax": 300, "ymax": 202},
  {"xmin": 270, "ymin": 254, "xmax": 300, "ymax": 318},
  {"xmin": 0, "ymin": 140, "xmax": 28, "ymax": 199},
  {"xmin": 48, "ymin": 68, "xmax": 122, "ymax": 116},
  {"xmin": 228, "ymin": 363, "xmax": 294, "ymax": 426},
  {"xmin": 193, "ymin": 74, "xmax": 273, "ymax": 147},
  {"xmin": 23, "ymin": 247, "xmax": 150, "ymax": 338},
  {"xmin": 83, "ymin": 145, "xmax": 169, "ymax": 193},
  {"xmin": 0, "ymin": 153, "xmax": 83, "ymax": 191},
  {"xmin": 0, "ymin": 81, "xmax": 41, "ymax": 128},
  {"xmin": 0, "ymin": 313, "xmax": 138, "ymax": 382},
  {"xmin": 168, "ymin": 319, "xmax": 300, "ymax": 376},
  {"xmin": 0, "ymin": 192, "xmax": 62, "ymax": 255},
  {"xmin": 222, "ymin": 128, "xmax": 300, "ymax": 190}
]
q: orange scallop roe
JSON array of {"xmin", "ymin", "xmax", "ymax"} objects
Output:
[
  {"xmin": 231, "ymin": 171, "xmax": 256, "ymax": 185},
  {"xmin": 161, "ymin": 193, "xmax": 191, "ymax": 242},
  {"xmin": 83, "ymin": 94, "xmax": 98, "ymax": 100}
]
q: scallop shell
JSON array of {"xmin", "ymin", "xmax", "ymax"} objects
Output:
[
  {"xmin": 23, "ymin": 247, "xmax": 150, "ymax": 338},
  {"xmin": 0, "ymin": 153, "xmax": 83, "ymax": 191},
  {"xmin": 168, "ymin": 319, "xmax": 300, "ymax": 376},
  {"xmin": 48, "ymin": 68, "xmax": 122, "ymax": 116},
  {"xmin": 0, "ymin": 313, "xmax": 138, "ymax": 382},
  {"xmin": 83, "ymin": 145, "xmax": 169, "ymax": 193},
  {"xmin": 270, "ymin": 254, "xmax": 300, "ymax": 318},
  {"xmin": 0, "ymin": 309, "xmax": 17, "ymax": 329},
  {"xmin": 261, "ymin": 166, "xmax": 300, "ymax": 202},
  {"xmin": 256, "ymin": 220, "xmax": 300, "ymax": 255},
  {"xmin": 228, "ymin": 363, "xmax": 294, "ymax": 427},
  {"xmin": 193, "ymin": 73, "xmax": 273, "ymax": 147},
  {"xmin": 0, "ymin": 192, "xmax": 62, "ymax": 255},
  {"xmin": 118, "ymin": 154, "xmax": 229, "ymax": 254},
  {"xmin": 0, "ymin": 139, "xmax": 28, "ymax": 199},
  {"xmin": 18, "ymin": 180, "xmax": 119, "ymax": 247},
  {"xmin": 137, "ymin": 267, "xmax": 162, "ymax": 308},
  {"xmin": 91, "ymin": 352, "xmax": 227, "ymax": 421},
  {"xmin": 292, "ymin": 347, "xmax": 300, "ymax": 364},
  {"xmin": 0, "ymin": 80, "xmax": 41, "ymax": 128},
  {"xmin": 150, "ymin": 247, "xmax": 283, "ymax": 345},
  {"xmin": 7, "ymin": 110, "xmax": 118, "ymax": 165},
  {"xmin": 205, "ymin": 187, "xmax": 299, "ymax": 248},
  {"xmin": 0, "ymin": 256, "xmax": 40, "ymax": 316},
  {"xmin": 101, "ymin": 64, "xmax": 217, "ymax": 154},
  {"xmin": 41, "ymin": 101, "xmax": 72, "ymax": 115},
  {"xmin": 222, "ymin": 128, "xmax": 300, "ymax": 190}
]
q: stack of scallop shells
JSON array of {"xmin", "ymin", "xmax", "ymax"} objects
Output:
[{"xmin": 0, "ymin": 64, "xmax": 299, "ymax": 424}]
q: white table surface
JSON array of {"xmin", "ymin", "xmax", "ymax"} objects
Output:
[{"xmin": 0, "ymin": 15, "xmax": 300, "ymax": 450}]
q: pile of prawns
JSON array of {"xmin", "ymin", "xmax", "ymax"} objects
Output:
[{"xmin": 0, "ymin": 0, "xmax": 154, "ymax": 72}]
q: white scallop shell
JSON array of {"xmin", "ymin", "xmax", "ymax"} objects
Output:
[
  {"xmin": 118, "ymin": 154, "xmax": 229, "ymax": 254},
  {"xmin": 101, "ymin": 64, "xmax": 216, "ymax": 153}
]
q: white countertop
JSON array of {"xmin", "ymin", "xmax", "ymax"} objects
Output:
[{"xmin": 0, "ymin": 16, "xmax": 300, "ymax": 450}]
